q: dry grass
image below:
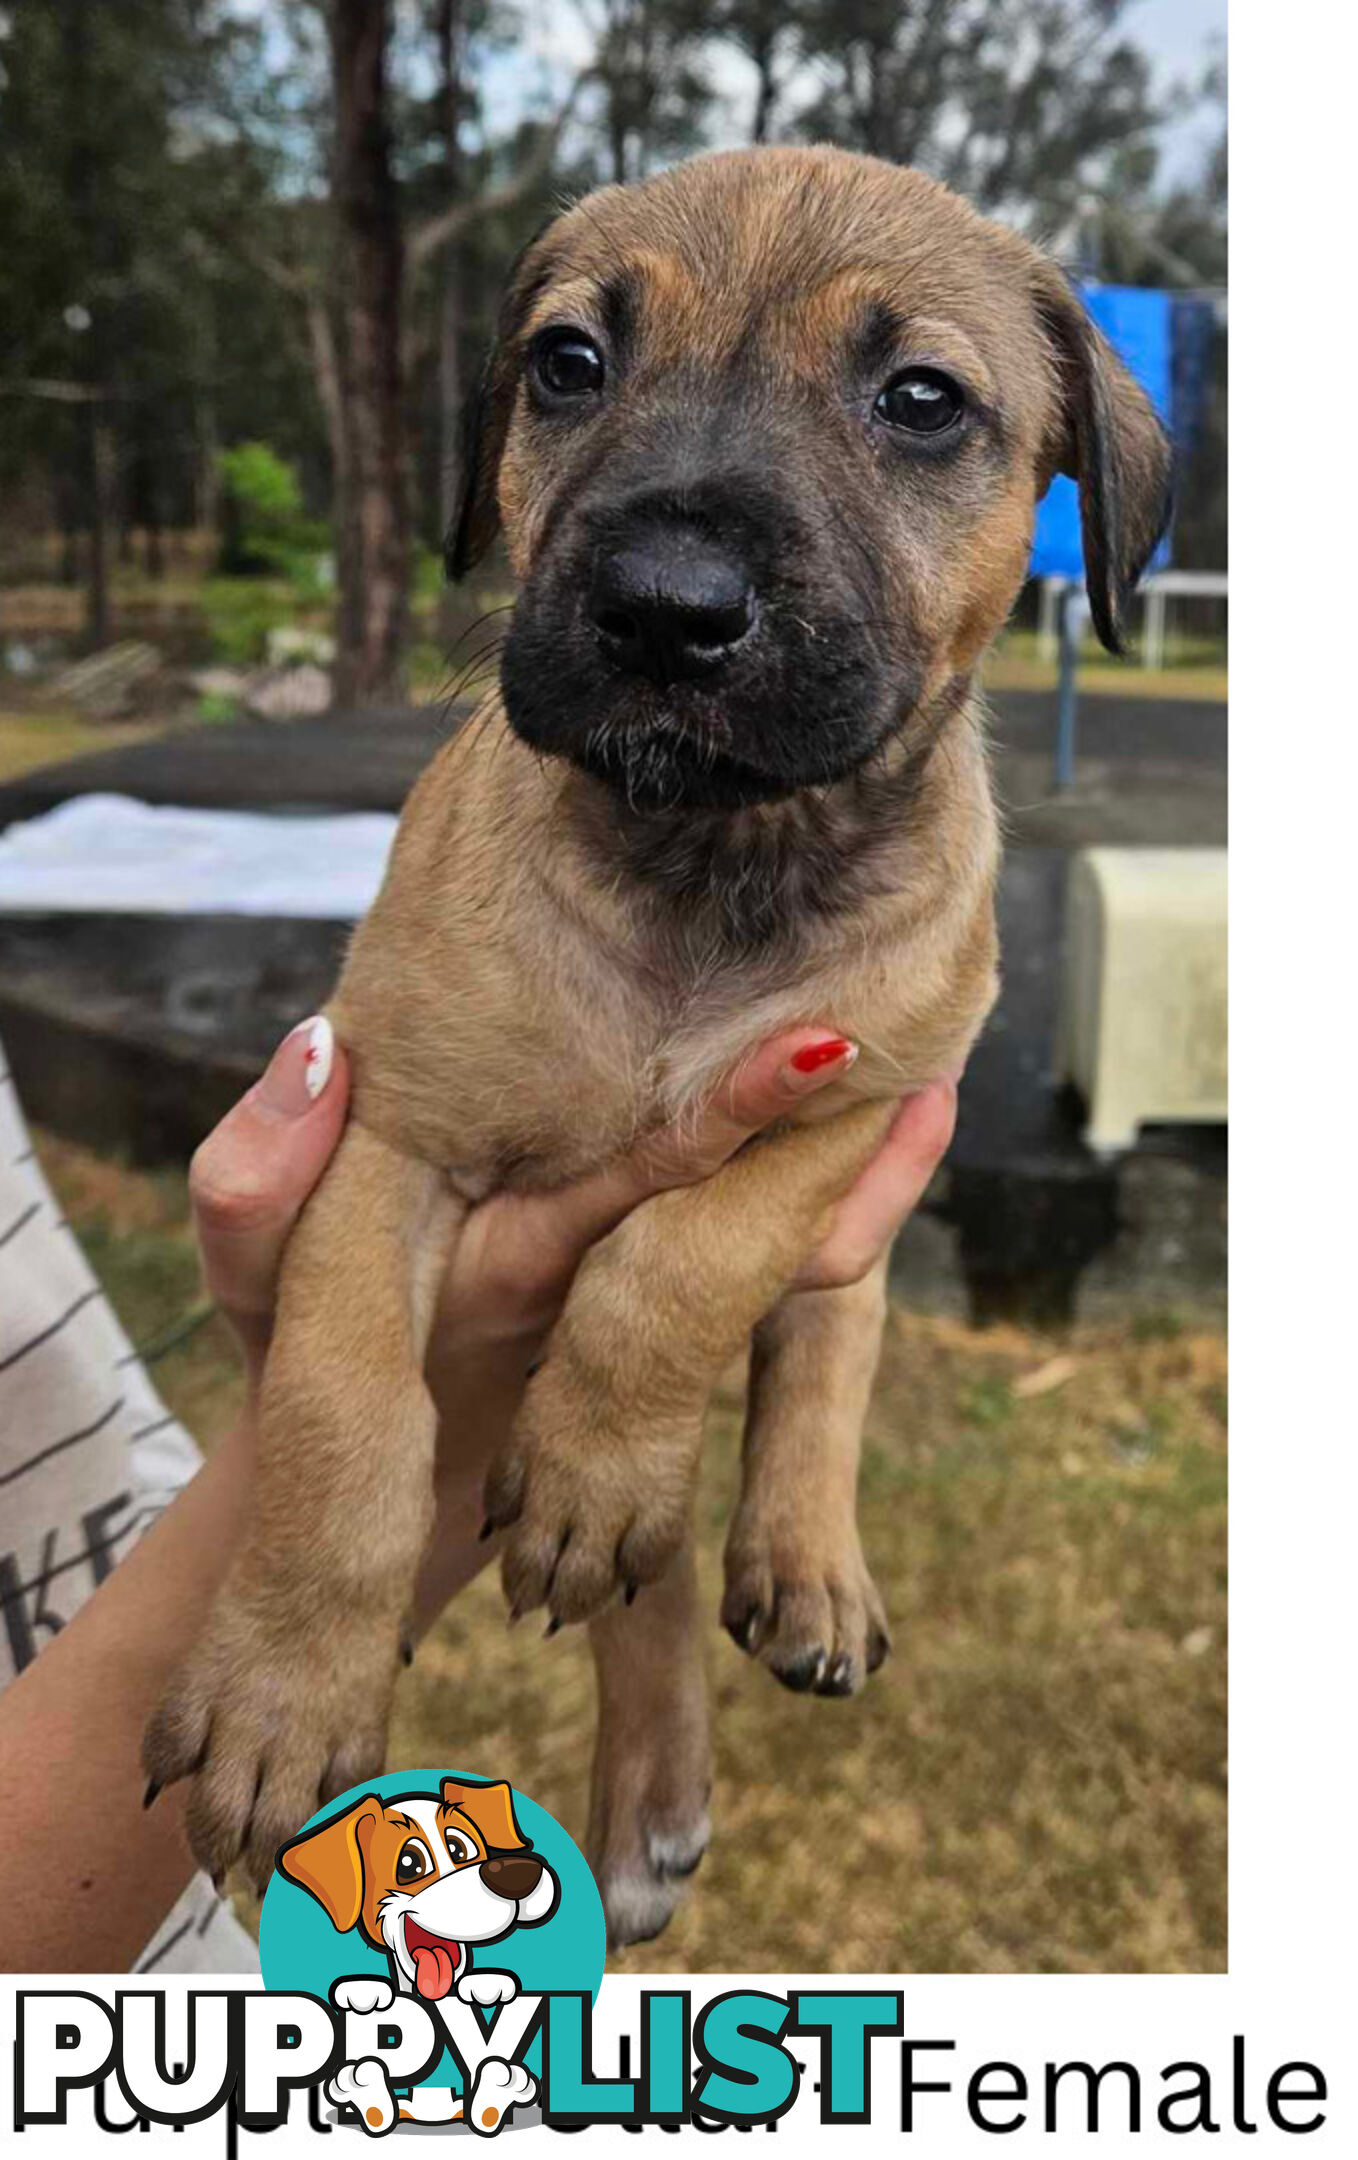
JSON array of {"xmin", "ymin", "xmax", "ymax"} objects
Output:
[
  {"xmin": 0, "ymin": 706, "xmax": 167, "ymax": 783},
  {"xmin": 37, "ymin": 1130, "xmax": 1227, "ymax": 1976},
  {"xmin": 984, "ymin": 629, "xmax": 1227, "ymax": 703}
]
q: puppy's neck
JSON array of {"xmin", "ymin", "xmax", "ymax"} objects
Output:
[{"xmin": 550, "ymin": 674, "xmax": 985, "ymax": 959}]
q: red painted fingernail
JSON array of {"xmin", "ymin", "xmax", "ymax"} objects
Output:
[{"xmin": 789, "ymin": 1036, "xmax": 857, "ymax": 1076}]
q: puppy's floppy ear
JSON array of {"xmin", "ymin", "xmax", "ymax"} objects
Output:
[
  {"xmin": 446, "ymin": 224, "xmax": 560, "ymax": 581},
  {"xmin": 441, "ymin": 1777, "xmax": 528, "ymax": 1851},
  {"xmin": 277, "ymin": 1795, "xmax": 382, "ymax": 1935},
  {"xmin": 1034, "ymin": 264, "xmax": 1174, "ymax": 654}
]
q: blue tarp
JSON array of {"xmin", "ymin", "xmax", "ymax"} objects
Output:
[{"xmin": 1030, "ymin": 283, "xmax": 1173, "ymax": 581}]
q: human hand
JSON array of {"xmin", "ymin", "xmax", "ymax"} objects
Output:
[
  {"xmin": 188, "ymin": 1015, "xmax": 955, "ymax": 1390},
  {"xmin": 427, "ymin": 1034, "xmax": 957, "ymax": 1350}
]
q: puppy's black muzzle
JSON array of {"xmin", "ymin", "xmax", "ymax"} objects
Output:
[
  {"xmin": 588, "ymin": 521, "xmax": 755, "ymax": 685},
  {"xmin": 501, "ymin": 460, "xmax": 901, "ymax": 811}
]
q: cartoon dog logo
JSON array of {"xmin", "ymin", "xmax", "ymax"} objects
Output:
[{"xmin": 278, "ymin": 1777, "xmax": 559, "ymax": 2134}]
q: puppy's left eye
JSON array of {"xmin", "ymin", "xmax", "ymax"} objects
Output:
[
  {"xmin": 874, "ymin": 368, "xmax": 966, "ymax": 437},
  {"xmin": 444, "ymin": 1830, "xmax": 477, "ymax": 1866},
  {"xmin": 533, "ymin": 330, "xmax": 605, "ymax": 399}
]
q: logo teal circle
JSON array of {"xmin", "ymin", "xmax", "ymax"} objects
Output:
[{"xmin": 259, "ymin": 1768, "xmax": 606, "ymax": 2092}]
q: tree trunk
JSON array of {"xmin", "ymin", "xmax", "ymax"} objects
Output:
[
  {"xmin": 194, "ymin": 287, "xmax": 220, "ymax": 543},
  {"xmin": 58, "ymin": 469, "xmax": 80, "ymax": 587},
  {"xmin": 751, "ymin": 38, "xmax": 776, "ymax": 144},
  {"xmin": 196, "ymin": 387, "xmax": 220, "ymax": 543},
  {"xmin": 436, "ymin": 0, "xmax": 467, "ymax": 537},
  {"xmin": 439, "ymin": 250, "xmax": 465, "ymax": 538},
  {"xmin": 144, "ymin": 463, "xmax": 164, "ymax": 580},
  {"xmin": 65, "ymin": 0, "xmax": 110, "ymax": 650},
  {"xmin": 87, "ymin": 411, "xmax": 114, "ymax": 650},
  {"xmin": 328, "ymin": 0, "xmax": 409, "ymax": 708}
]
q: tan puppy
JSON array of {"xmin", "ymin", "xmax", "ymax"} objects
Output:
[{"xmin": 146, "ymin": 146, "xmax": 1170, "ymax": 1946}]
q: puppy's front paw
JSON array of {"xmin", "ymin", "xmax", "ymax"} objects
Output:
[
  {"xmin": 721, "ymin": 1514, "xmax": 890, "ymax": 1697},
  {"xmin": 142, "ymin": 1576, "xmax": 401, "ymax": 1891},
  {"xmin": 327, "ymin": 2058, "xmax": 396, "ymax": 2136},
  {"xmin": 485, "ymin": 1355, "xmax": 696, "ymax": 1626}
]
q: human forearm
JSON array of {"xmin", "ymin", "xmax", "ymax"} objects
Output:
[{"xmin": 0, "ymin": 1430, "xmax": 254, "ymax": 1970}]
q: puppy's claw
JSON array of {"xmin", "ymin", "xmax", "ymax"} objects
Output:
[
  {"xmin": 148, "ymin": 1590, "xmax": 399, "ymax": 1886},
  {"xmin": 772, "ymin": 1649, "xmax": 827, "ymax": 1695},
  {"xmin": 818, "ymin": 1652, "xmax": 857, "ymax": 1697},
  {"xmin": 143, "ymin": 1779, "xmax": 162, "ymax": 1811},
  {"xmin": 623, "ymin": 1581, "xmax": 640, "ymax": 1608},
  {"xmin": 722, "ymin": 1604, "xmax": 764, "ymax": 1655},
  {"xmin": 723, "ymin": 1524, "xmax": 891, "ymax": 1701},
  {"xmin": 399, "ymin": 1638, "xmax": 414, "ymax": 1668},
  {"xmin": 543, "ymin": 1616, "xmax": 561, "ymax": 1639},
  {"xmin": 481, "ymin": 1456, "xmax": 526, "ymax": 1536},
  {"xmin": 478, "ymin": 1518, "xmax": 495, "ymax": 1542}
]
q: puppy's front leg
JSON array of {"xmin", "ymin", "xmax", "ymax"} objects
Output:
[
  {"xmin": 722, "ymin": 1253, "xmax": 892, "ymax": 1698},
  {"xmin": 487, "ymin": 1100, "xmax": 894, "ymax": 1625},
  {"xmin": 587, "ymin": 1535, "xmax": 711, "ymax": 1949},
  {"xmin": 144, "ymin": 1122, "xmax": 465, "ymax": 1887}
]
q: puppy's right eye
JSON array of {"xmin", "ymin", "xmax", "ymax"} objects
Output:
[
  {"xmin": 396, "ymin": 1839, "xmax": 429, "ymax": 1884},
  {"xmin": 533, "ymin": 330, "xmax": 605, "ymax": 400},
  {"xmin": 874, "ymin": 367, "xmax": 966, "ymax": 438}
]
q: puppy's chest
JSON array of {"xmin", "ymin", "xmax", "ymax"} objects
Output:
[
  {"xmin": 439, "ymin": 968, "xmax": 789, "ymax": 1194},
  {"xmin": 341, "ymin": 850, "xmax": 962, "ymax": 1191},
  {"xmin": 355, "ymin": 924, "xmax": 829, "ymax": 1192},
  {"xmin": 420, "ymin": 949, "xmax": 919, "ymax": 1199}
]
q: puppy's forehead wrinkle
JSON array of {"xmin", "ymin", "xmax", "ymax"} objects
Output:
[{"xmin": 544, "ymin": 148, "xmax": 1035, "ymax": 372}]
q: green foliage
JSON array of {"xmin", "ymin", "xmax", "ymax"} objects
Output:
[
  {"xmin": 0, "ymin": 0, "xmax": 1225, "ymax": 663},
  {"xmin": 961, "ymin": 1377, "xmax": 1015, "ymax": 1432},
  {"xmin": 790, "ymin": 0, "xmax": 1164, "ymax": 230},
  {"xmin": 199, "ymin": 577, "xmax": 297, "ymax": 664},
  {"xmin": 195, "ymin": 689, "xmax": 243, "ymax": 724},
  {"xmin": 0, "ymin": 2, "xmax": 324, "ymax": 513},
  {"xmin": 217, "ymin": 441, "xmax": 327, "ymax": 580},
  {"xmin": 411, "ymin": 548, "xmax": 447, "ymax": 604},
  {"xmin": 1130, "ymin": 1309, "xmax": 1187, "ymax": 1344},
  {"xmin": 218, "ymin": 441, "xmax": 303, "ymax": 524}
]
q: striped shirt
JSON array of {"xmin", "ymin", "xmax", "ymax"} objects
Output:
[{"xmin": 0, "ymin": 1038, "xmax": 257, "ymax": 1972}]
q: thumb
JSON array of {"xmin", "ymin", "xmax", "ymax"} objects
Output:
[{"xmin": 189, "ymin": 1015, "xmax": 349, "ymax": 1321}]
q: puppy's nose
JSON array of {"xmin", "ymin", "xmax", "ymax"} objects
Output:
[
  {"xmin": 588, "ymin": 530, "xmax": 754, "ymax": 682},
  {"xmin": 479, "ymin": 1852, "xmax": 543, "ymax": 1901}
]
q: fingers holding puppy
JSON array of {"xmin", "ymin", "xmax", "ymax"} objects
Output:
[
  {"xmin": 189, "ymin": 1015, "xmax": 349, "ymax": 1377},
  {"xmin": 795, "ymin": 1078, "xmax": 956, "ymax": 1291},
  {"xmin": 440, "ymin": 1029, "xmax": 862, "ymax": 1351}
]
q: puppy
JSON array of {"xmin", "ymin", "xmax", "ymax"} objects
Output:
[
  {"xmin": 146, "ymin": 146, "xmax": 1170, "ymax": 1946},
  {"xmin": 281, "ymin": 1777, "xmax": 555, "ymax": 2131}
]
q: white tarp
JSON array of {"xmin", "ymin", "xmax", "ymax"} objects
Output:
[{"xmin": 0, "ymin": 794, "xmax": 396, "ymax": 919}]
